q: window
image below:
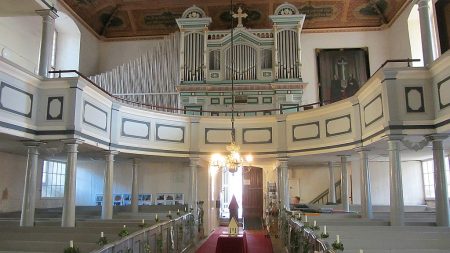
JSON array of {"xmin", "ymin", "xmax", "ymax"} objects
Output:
[
  {"xmin": 422, "ymin": 157, "xmax": 450, "ymax": 199},
  {"xmin": 41, "ymin": 160, "xmax": 66, "ymax": 198}
]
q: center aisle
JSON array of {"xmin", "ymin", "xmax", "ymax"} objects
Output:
[{"xmin": 195, "ymin": 227, "xmax": 274, "ymax": 253}]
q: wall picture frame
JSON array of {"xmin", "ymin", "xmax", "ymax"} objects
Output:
[{"xmin": 316, "ymin": 48, "xmax": 370, "ymax": 103}]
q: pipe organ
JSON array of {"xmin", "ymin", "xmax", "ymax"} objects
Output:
[{"xmin": 177, "ymin": 3, "xmax": 308, "ymax": 115}]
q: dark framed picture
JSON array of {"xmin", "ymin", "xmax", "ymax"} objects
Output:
[{"xmin": 317, "ymin": 48, "xmax": 370, "ymax": 103}]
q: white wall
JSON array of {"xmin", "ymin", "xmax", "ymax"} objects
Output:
[
  {"xmin": 0, "ymin": 16, "xmax": 42, "ymax": 74},
  {"xmin": 75, "ymin": 159, "xmax": 190, "ymax": 206},
  {"xmin": 351, "ymin": 160, "xmax": 425, "ymax": 206},
  {"xmin": 299, "ymin": 30, "xmax": 389, "ymax": 104},
  {"xmin": 290, "ymin": 164, "xmax": 342, "ymax": 203}
]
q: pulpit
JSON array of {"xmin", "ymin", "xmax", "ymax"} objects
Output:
[{"xmin": 215, "ymin": 232, "xmax": 248, "ymax": 253}]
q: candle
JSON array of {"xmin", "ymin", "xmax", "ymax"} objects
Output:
[
  {"xmin": 359, "ymin": 250, "xmax": 364, "ymax": 253},
  {"xmin": 156, "ymin": 214, "xmax": 158, "ymax": 220},
  {"xmin": 324, "ymin": 225, "xmax": 327, "ymax": 234},
  {"xmin": 123, "ymin": 225, "xmax": 126, "ymax": 228},
  {"xmin": 169, "ymin": 210, "xmax": 171, "ymax": 215},
  {"xmin": 336, "ymin": 235, "xmax": 340, "ymax": 243},
  {"xmin": 184, "ymin": 206, "xmax": 187, "ymax": 212},
  {"xmin": 142, "ymin": 219, "xmax": 145, "ymax": 224},
  {"xmin": 69, "ymin": 240, "xmax": 73, "ymax": 248},
  {"xmin": 177, "ymin": 209, "xmax": 180, "ymax": 213},
  {"xmin": 305, "ymin": 215, "xmax": 308, "ymax": 222},
  {"xmin": 313, "ymin": 220, "xmax": 317, "ymax": 227},
  {"xmin": 101, "ymin": 232, "xmax": 104, "ymax": 238}
]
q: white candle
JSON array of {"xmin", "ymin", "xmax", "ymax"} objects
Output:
[
  {"xmin": 177, "ymin": 209, "xmax": 180, "ymax": 213},
  {"xmin": 324, "ymin": 225, "xmax": 327, "ymax": 234},
  {"xmin": 69, "ymin": 240, "xmax": 73, "ymax": 248},
  {"xmin": 169, "ymin": 210, "xmax": 171, "ymax": 215},
  {"xmin": 185, "ymin": 206, "xmax": 187, "ymax": 212},
  {"xmin": 142, "ymin": 219, "xmax": 145, "ymax": 224},
  {"xmin": 313, "ymin": 220, "xmax": 317, "ymax": 226},
  {"xmin": 123, "ymin": 225, "xmax": 126, "ymax": 228},
  {"xmin": 359, "ymin": 250, "xmax": 364, "ymax": 253},
  {"xmin": 156, "ymin": 214, "xmax": 158, "ymax": 220},
  {"xmin": 101, "ymin": 232, "xmax": 104, "ymax": 237},
  {"xmin": 305, "ymin": 215, "xmax": 308, "ymax": 222},
  {"xmin": 336, "ymin": 235, "xmax": 340, "ymax": 243}
]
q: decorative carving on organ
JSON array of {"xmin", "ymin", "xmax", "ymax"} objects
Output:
[{"xmin": 176, "ymin": 3, "xmax": 305, "ymax": 84}]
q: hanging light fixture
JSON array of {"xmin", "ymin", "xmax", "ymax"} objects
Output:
[{"xmin": 209, "ymin": 0, "xmax": 252, "ymax": 174}]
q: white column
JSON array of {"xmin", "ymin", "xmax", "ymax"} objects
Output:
[
  {"xmin": 428, "ymin": 135, "xmax": 449, "ymax": 226},
  {"xmin": 273, "ymin": 25, "xmax": 279, "ymax": 79},
  {"xmin": 131, "ymin": 158, "xmax": 139, "ymax": 214},
  {"xmin": 190, "ymin": 157, "xmax": 200, "ymax": 209},
  {"xmin": 35, "ymin": 9, "xmax": 58, "ymax": 77},
  {"xmin": 417, "ymin": 0, "xmax": 434, "ymax": 66},
  {"xmin": 340, "ymin": 156, "xmax": 350, "ymax": 212},
  {"xmin": 356, "ymin": 147, "xmax": 373, "ymax": 219},
  {"xmin": 62, "ymin": 139, "xmax": 82, "ymax": 227},
  {"xmin": 328, "ymin": 162, "xmax": 336, "ymax": 204},
  {"xmin": 278, "ymin": 158, "xmax": 289, "ymax": 210},
  {"xmin": 102, "ymin": 151, "xmax": 118, "ymax": 219},
  {"xmin": 388, "ymin": 136, "xmax": 404, "ymax": 226},
  {"xmin": 20, "ymin": 142, "xmax": 42, "ymax": 227}
]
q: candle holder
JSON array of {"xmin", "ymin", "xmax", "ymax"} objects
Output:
[
  {"xmin": 177, "ymin": 209, "xmax": 181, "ymax": 216},
  {"xmin": 97, "ymin": 235, "xmax": 108, "ymax": 246},
  {"xmin": 138, "ymin": 222, "xmax": 148, "ymax": 228},
  {"xmin": 64, "ymin": 243, "xmax": 80, "ymax": 253},
  {"xmin": 320, "ymin": 232, "xmax": 329, "ymax": 238},
  {"xmin": 332, "ymin": 240, "xmax": 344, "ymax": 251},
  {"xmin": 155, "ymin": 215, "xmax": 159, "ymax": 223},
  {"xmin": 118, "ymin": 226, "xmax": 129, "ymax": 238}
]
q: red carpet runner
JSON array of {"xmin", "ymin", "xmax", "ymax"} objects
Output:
[{"xmin": 196, "ymin": 227, "xmax": 274, "ymax": 253}]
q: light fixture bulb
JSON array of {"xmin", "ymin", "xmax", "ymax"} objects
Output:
[{"xmin": 245, "ymin": 154, "xmax": 253, "ymax": 162}]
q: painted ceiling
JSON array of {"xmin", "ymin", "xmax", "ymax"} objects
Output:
[{"xmin": 61, "ymin": 0, "xmax": 409, "ymax": 39}]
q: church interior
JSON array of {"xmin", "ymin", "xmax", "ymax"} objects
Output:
[{"xmin": 0, "ymin": 0, "xmax": 449, "ymax": 252}]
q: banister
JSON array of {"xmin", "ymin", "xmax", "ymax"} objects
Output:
[
  {"xmin": 374, "ymin": 58, "xmax": 421, "ymax": 74},
  {"xmin": 49, "ymin": 69, "xmax": 323, "ymax": 115}
]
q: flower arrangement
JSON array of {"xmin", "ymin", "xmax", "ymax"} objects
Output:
[
  {"xmin": 97, "ymin": 232, "xmax": 108, "ymax": 246},
  {"xmin": 166, "ymin": 210, "xmax": 173, "ymax": 220},
  {"xmin": 118, "ymin": 225, "xmax": 129, "ymax": 238},
  {"xmin": 64, "ymin": 241, "xmax": 80, "ymax": 253},
  {"xmin": 332, "ymin": 235, "xmax": 344, "ymax": 251},
  {"xmin": 139, "ymin": 219, "xmax": 148, "ymax": 228},
  {"xmin": 155, "ymin": 214, "xmax": 159, "ymax": 223}
]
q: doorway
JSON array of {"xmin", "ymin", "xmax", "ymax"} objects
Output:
[{"xmin": 242, "ymin": 166, "xmax": 263, "ymax": 230}]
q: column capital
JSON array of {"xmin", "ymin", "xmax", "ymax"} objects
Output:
[
  {"xmin": 35, "ymin": 9, "xmax": 58, "ymax": 19},
  {"xmin": 63, "ymin": 139, "xmax": 83, "ymax": 153},
  {"xmin": 131, "ymin": 158, "xmax": 141, "ymax": 165},
  {"xmin": 62, "ymin": 138, "xmax": 84, "ymax": 145},
  {"xmin": 190, "ymin": 156, "xmax": 200, "ymax": 166},
  {"xmin": 354, "ymin": 146, "xmax": 370, "ymax": 153},
  {"xmin": 426, "ymin": 134, "xmax": 449, "ymax": 142},
  {"xmin": 387, "ymin": 134, "xmax": 405, "ymax": 142},
  {"xmin": 104, "ymin": 150, "xmax": 119, "ymax": 155},
  {"xmin": 277, "ymin": 157, "xmax": 289, "ymax": 167},
  {"xmin": 22, "ymin": 141, "xmax": 45, "ymax": 148}
]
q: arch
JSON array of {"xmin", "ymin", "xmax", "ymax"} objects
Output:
[{"xmin": 54, "ymin": 11, "xmax": 80, "ymax": 75}]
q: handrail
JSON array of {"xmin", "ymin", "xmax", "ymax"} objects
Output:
[
  {"xmin": 49, "ymin": 70, "xmax": 323, "ymax": 115},
  {"xmin": 309, "ymin": 179, "xmax": 342, "ymax": 205},
  {"xmin": 89, "ymin": 213, "xmax": 195, "ymax": 253},
  {"xmin": 374, "ymin": 58, "xmax": 421, "ymax": 74}
]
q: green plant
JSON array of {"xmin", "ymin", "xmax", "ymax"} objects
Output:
[
  {"xmin": 144, "ymin": 242, "xmax": 151, "ymax": 253},
  {"xmin": 139, "ymin": 223, "xmax": 148, "ymax": 229},
  {"xmin": 332, "ymin": 241, "xmax": 344, "ymax": 251},
  {"xmin": 166, "ymin": 214, "xmax": 173, "ymax": 219},
  {"xmin": 97, "ymin": 236, "xmax": 108, "ymax": 246},
  {"xmin": 64, "ymin": 246, "xmax": 80, "ymax": 253},
  {"xmin": 320, "ymin": 232, "xmax": 329, "ymax": 239},
  {"xmin": 156, "ymin": 234, "xmax": 163, "ymax": 253},
  {"xmin": 118, "ymin": 227, "xmax": 129, "ymax": 238}
]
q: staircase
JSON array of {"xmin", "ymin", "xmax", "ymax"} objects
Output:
[{"xmin": 309, "ymin": 179, "xmax": 342, "ymax": 205}]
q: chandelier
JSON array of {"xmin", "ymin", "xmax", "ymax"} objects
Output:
[{"xmin": 209, "ymin": 0, "xmax": 252, "ymax": 174}]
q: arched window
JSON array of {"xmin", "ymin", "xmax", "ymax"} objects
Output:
[
  {"xmin": 53, "ymin": 11, "xmax": 80, "ymax": 76},
  {"xmin": 407, "ymin": 1, "xmax": 439, "ymax": 67}
]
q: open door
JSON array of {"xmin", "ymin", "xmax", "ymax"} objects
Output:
[{"xmin": 242, "ymin": 166, "xmax": 263, "ymax": 230}]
